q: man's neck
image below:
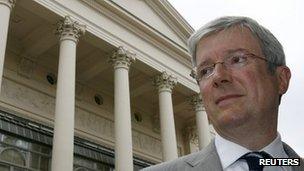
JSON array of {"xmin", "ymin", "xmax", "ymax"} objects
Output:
[{"xmin": 214, "ymin": 123, "xmax": 277, "ymax": 150}]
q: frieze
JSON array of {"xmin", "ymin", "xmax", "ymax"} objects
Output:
[
  {"xmin": 75, "ymin": 108, "xmax": 162, "ymax": 158},
  {"xmin": 0, "ymin": 78, "xmax": 55, "ymax": 118},
  {"xmin": 75, "ymin": 108, "xmax": 114, "ymax": 140},
  {"xmin": 133, "ymin": 131, "xmax": 162, "ymax": 157},
  {"xmin": 0, "ymin": 78, "xmax": 162, "ymax": 159}
]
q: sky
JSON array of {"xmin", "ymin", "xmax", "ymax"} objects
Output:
[{"xmin": 168, "ymin": 0, "xmax": 304, "ymax": 157}]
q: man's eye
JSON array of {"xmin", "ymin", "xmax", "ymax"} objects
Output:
[
  {"xmin": 200, "ymin": 67, "xmax": 213, "ymax": 77},
  {"xmin": 230, "ymin": 55, "xmax": 247, "ymax": 64}
]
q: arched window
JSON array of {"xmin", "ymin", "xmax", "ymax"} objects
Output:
[{"xmin": 0, "ymin": 147, "xmax": 26, "ymax": 166}]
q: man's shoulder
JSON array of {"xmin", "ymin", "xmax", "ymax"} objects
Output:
[
  {"xmin": 141, "ymin": 140, "xmax": 220, "ymax": 171},
  {"xmin": 282, "ymin": 142, "xmax": 304, "ymax": 171},
  {"xmin": 141, "ymin": 150, "xmax": 203, "ymax": 171},
  {"xmin": 140, "ymin": 152, "xmax": 194, "ymax": 171},
  {"xmin": 282, "ymin": 142, "xmax": 301, "ymax": 158}
]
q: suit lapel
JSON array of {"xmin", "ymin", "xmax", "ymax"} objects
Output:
[
  {"xmin": 283, "ymin": 142, "xmax": 304, "ymax": 171},
  {"xmin": 184, "ymin": 139, "xmax": 223, "ymax": 171}
]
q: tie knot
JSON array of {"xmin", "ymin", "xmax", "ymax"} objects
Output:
[
  {"xmin": 241, "ymin": 151, "xmax": 273, "ymax": 159},
  {"xmin": 240, "ymin": 151, "xmax": 273, "ymax": 171}
]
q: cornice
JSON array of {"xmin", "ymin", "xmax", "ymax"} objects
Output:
[{"xmin": 84, "ymin": 0, "xmax": 192, "ymax": 66}]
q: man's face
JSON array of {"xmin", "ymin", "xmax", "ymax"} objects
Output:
[{"xmin": 196, "ymin": 26, "xmax": 290, "ymax": 132}]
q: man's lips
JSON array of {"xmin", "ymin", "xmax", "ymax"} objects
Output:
[{"xmin": 215, "ymin": 94, "xmax": 244, "ymax": 104}]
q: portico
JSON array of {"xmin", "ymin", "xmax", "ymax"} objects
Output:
[{"xmin": 0, "ymin": 0, "xmax": 212, "ymax": 170}]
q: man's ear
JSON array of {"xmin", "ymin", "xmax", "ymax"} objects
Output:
[{"xmin": 276, "ymin": 66, "xmax": 291, "ymax": 95}]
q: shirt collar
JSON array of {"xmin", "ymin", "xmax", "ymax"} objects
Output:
[
  {"xmin": 215, "ymin": 132, "xmax": 288, "ymax": 169},
  {"xmin": 261, "ymin": 133, "xmax": 288, "ymax": 158}
]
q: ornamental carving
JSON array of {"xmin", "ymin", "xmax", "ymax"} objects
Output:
[
  {"xmin": 185, "ymin": 125, "xmax": 198, "ymax": 145},
  {"xmin": 190, "ymin": 93, "xmax": 205, "ymax": 112},
  {"xmin": 190, "ymin": 67, "xmax": 197, "ymax": 80},
  {"xmin": 56, "ymin": 16, "xmax": 86, "ymax": 43},
  {"xmin": 108, "ymin": 46, "xmax": 136, "ymax": 69},
  {"xmin": 153, "ymin": 71, "xmax": 177, "ymax": 92},
  {"xmin": 17, "ymin": 57, "xmax": 36, "ymax": 79},
  {"xmin": 0, "ymin": 0, "xmax": 16, "ymax": 9}
]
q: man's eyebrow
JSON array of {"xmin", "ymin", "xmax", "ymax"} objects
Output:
[
  {"xmin": 197, "ymin": 59, "xmax": 212, "ymax": 68},
  {"xmin": 225, "ymin": 48, "xmax": 250, "ymax": 54},
  {"xmin": 197, "ymin": 48, "xmax": 250, "ymax": 67}
]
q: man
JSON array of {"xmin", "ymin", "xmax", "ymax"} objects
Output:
[{"xmin": 142, "ymin": 16, "xmax": 303, "ymax": 171}]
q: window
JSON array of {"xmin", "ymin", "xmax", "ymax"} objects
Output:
[
  {"xmin": 0, "ymin": 132, "xmax": 51, "ymax": 171},
  {"xmin": 0, "ymin": 148, "xmax": 26, "ymax": 165}
]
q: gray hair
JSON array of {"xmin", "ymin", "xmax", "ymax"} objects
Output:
[{"xmin": 188, "ymin": 16, "xmax": 285, "ymax": 73}]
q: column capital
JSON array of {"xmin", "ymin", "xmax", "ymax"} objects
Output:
[
  {"xmin": 190, "ymin": 93, "xmax": 205, "ymax": 112},
  {"xmin": 56, "ymin": 16, "xmax": 86, "ymax": 43},
  {"xmin": 153, "ymin": 71, "xmax": 177, "ymax": 93},
  {"xmin": 0, "ymin": 0, "xmax": 16, "ymax": 10},
  {"xmin": 108, "ymin": 46, "xmax": 135, "ymax": 70}
]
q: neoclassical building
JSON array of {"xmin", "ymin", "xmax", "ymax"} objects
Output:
[{"xmin": 0, "ymin": 0, "xmax": 214, "ymax": 170}]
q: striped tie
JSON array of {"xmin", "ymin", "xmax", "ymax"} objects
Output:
[{"xmin": 239, "ymin": 151, "xmax": 273, "ymax": 171}]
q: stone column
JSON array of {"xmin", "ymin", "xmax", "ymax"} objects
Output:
[
  {"xmin": 0, "ymin": 0, "xmax": 15, "ymax": 92},
  {"xmin": 51, "ymin": 16, "xmax": 85, "ymax": 171},
  {"xmin": 153, "ymin": 71, "xmax": 178, "ymax": 161},
  {"xmin": 190, "ymin": 93, "xmax": 210, "ymax": 149},
  {"xmin": 109, "ymin": 46, "xmax": 135, "ymax": 171}
]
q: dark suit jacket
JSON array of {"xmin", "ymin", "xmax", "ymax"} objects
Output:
[{"xmin": 142, "ymin": 139, "xmax": 304, "ymax": 171}]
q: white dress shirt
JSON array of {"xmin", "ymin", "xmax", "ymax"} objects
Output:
[{"xmin": 215, "ymin": 133, "xmax": 292, "ymax": 171}]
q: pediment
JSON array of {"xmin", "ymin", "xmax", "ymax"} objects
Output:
[{"xmin": 111, "ymin": 0, "xmax": 193, "ymax": 49}]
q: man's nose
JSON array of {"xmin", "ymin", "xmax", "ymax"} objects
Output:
[{"xmin": 211, "ymin": 63, "xmax": 232, "ymax": 88}]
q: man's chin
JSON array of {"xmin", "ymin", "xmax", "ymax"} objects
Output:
[{"xmin": 215, "ymin": 111, "xmax": 250, "ymax": 128}]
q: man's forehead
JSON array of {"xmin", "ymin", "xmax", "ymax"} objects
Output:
[
  {"xmin": 195, "ymin": 26, "xmax": 261, "ymax": 63},
  {"xmin": 197, "ymin": 26, "xmax": 256, "ymax": 48}
]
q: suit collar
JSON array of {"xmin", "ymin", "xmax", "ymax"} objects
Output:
[{"xmin": 184, "ymin": 139, "xmax": 223, "ymax": 170}]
